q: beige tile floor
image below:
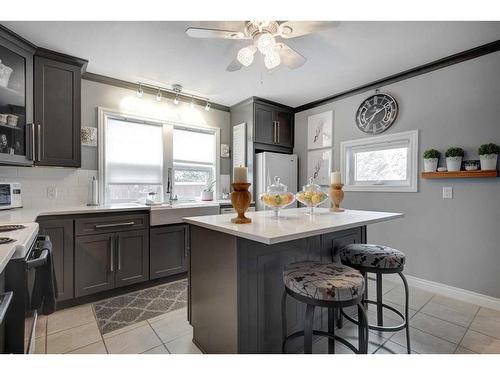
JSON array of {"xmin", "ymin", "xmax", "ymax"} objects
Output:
[{"xmin": 33, "ymin": 278, "xmax": 500, "ymax": 354}]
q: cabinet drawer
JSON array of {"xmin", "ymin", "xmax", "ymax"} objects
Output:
[{"xmin": 75, "ymin": 212, "xmax": 149, "ymax": 236}]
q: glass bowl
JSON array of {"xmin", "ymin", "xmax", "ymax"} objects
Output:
[
  {"xmin": 295, "ymin": 177, "xmax": 329, "ymax": 215},
  {"xmin": 259, "ymin": 176, "xmax": 295, "ymax": 219}
]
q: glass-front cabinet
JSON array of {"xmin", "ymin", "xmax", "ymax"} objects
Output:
[{"xmin": 0, "ymin": 27, "xmax": 35, "ymax": 166}]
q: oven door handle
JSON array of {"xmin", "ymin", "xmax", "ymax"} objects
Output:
[
  {"xmin": 0, "ymin": 291, "xmax": 13, "ymax": 325},
  {"xmin": 26, "ymin": 249, "xmax": 49, "ymax": 269}
]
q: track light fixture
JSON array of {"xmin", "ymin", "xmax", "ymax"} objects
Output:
[
  {"xmin": 137, "ymin": 83, "xmax": 143, "ymax": 98},
  {"xmin": 156, "ymin": 88, "xmax": 162, "ymax": 102},
  {"xmin": 135, "ymin": 82, "xmax": 211, "ymax": 109}
]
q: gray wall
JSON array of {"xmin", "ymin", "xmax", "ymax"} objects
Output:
[
  {"xmin": 81, "ymin": 79, "xmax": 231, "ymax": 173},
  {"xmin": 294, "ymin": 51, "xmax": 500, "ymax": 298}
]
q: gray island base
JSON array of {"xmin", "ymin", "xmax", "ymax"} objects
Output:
[{"xmin": 184, "ymin": 208, "xmax": 403, "ymax": 353}]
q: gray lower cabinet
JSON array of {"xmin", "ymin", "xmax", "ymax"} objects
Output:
[
  {"xmin": 114, "ymin": 229, "xmax": 149, "ymax": 288},
  {"xmin": 150, "ymin": 225, "xmax": 188, "ymax": 280},
  {"xmin": 37, "ymin": 218, "xmax": 74, "ymax": 301},
  {"xmin": 75, "ymin": 233, "xmax": 115, "ymax": 297}
]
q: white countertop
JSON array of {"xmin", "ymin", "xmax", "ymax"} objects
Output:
[
  {"xmin": 0, "ymin": 222, "xmax": 39, "ymax": 274},
  {"xmin": 183, "ymin": 208, "xmax": 404, "ymax": 245}
]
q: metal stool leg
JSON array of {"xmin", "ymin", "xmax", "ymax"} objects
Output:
[
  {"xmin": 304, "ymin": 304, "xmax": 315, "ymax": 354},
  {"xmin": 376, "ymin": 273, "xmax": 383, "ymax": 326},
  {"xmin": 399, "ymin": 272, "xmax": 411, "ymax": 354},
  {"xmin": 363, "ymin": 271, "xmax": 369, "ymax": 309},
  {"xmin": 357, "ymin": 303, "xmax": 369, "ymax": 354},
  {"xmin": 328, "ymin": 308, "xmax": 336, "ymax": 354},
  {"xmin": 281, "ymin": 289, "xmax": 287, "ymax": 353},
  {"xmin": 336, "ymin": 307, "xmax": 343, "ymax": 329}
]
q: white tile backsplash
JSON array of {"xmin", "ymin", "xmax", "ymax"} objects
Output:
[{"xmin": 0, "ymin": 166, "xmax": 98, "ymax": 209}]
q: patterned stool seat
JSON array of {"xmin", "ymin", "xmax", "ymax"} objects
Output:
[
  {"xmin": 283, "ymin": 261, "xmax": 365, "ymax": 302},
  {"xmin": 340, "ymin": 244, "xmax": 405, "ymax": 270}
]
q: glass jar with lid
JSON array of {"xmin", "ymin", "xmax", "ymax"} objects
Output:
[
  {"xmin": 259, "ymin": 176, "xmax": 295, "ymax": 219},
  {"xmin": 295, "ymin": 177, "xmax": 329, "ymax": 215}
]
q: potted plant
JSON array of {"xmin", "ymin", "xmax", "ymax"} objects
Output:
[
  {"xmin": 423, "ymin": 149, "xmax": 440, "ymax": 172},
  {"xmin": 201, "ymin": 179, "xmax": 216, "ymax": 201},
  {"xmin": 445, "ymin": 147, "xmax": 464, "ymax": 172},
  {"xmin": 478, "ymin": 143, "xmax": 499, "ymax": 171}
]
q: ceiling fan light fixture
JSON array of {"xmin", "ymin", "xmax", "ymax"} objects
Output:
[
  {"xmin": 264, "ymin": 50, "xmax": 281, "ymax": 69},
  {"xmin": 256, "ymin": 33, "xmax": 276, "ymax": 55},
  {"xmin": 237, "ymin": 46, "xmax": 256, "ymax": 67}
]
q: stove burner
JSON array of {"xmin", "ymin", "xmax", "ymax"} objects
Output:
[
  {"xmin": 0, "ymin": 237, "xmax": 15, "ymax": 245},
  {"xmin": 0, "ymin": 224, "xmax": 26, "ymax": 232}
]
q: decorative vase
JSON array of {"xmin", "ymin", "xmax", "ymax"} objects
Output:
[
  {"xmin": 423, "ymin": 158, "xmax": 438, "ymax": 172},
  {"xmin": 446, "ymin": 156, "xmax": 462, "ymax": 172},
  {"xmin": 230, "ymin": 183, "xmax": 252, "ymax": 224},
  {"xmin": 480, "ymin": 154, "xmax": 498, "ymax": 171},
  {"xmin": 201, "ymin": 190, "xmax": 214, "ymax": 201},
  {"xmin": 329, "ymin": 184, "xmax": 345, "ymax": 212}
]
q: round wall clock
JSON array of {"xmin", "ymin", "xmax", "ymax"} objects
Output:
[{"xmin": 355, "ymin": 93, "xmax": 398, "ymax": 134}]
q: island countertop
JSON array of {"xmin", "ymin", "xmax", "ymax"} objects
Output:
[{"xmin": 184, "ymin": 208, "xmax": 403, "ymax": 245}]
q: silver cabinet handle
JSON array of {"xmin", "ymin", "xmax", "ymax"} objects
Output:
[
  {"xmin": 117, "ymin": 236, "xmax": 121, "ymax": 271},
  {"xmin": 27, "ymin": 123, "xmax": 35, "ymax": 161},
  {"xmin": 273, "ymin": 121, "xmax": 277, "ymax": 143},
  {"xmin": 37, "ymin": 124, "xmax": 41, "ymax": 162},
  {"xmin": 277, "ymin": 121, "xmax": 280, "ymax": 144},
  {"xmin": 110, "ymin": 236, "xmax": 114, "ymax": 272},
  {"xmin": 95, "ymin": 221, "xmax": 135, "ymax": 229}
]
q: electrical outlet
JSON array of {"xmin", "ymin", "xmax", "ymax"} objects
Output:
[
  {"xmin": 47, "ymin": 186, "xmax": 57, "ymax": 200},
  {"xmin": 442, "ymin": 186, "xmax": 453, "ymax": 199}
]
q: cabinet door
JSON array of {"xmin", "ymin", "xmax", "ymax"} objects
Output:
[
  {"xmin": 254, "ymin": 103, "xmax": 275, "ymax": 145},
  {"xmin": 34, "ymin": 56, "xmax": 81, "ymax": 167},
  {"xmin": 75, "ymin": 233, "xmax": 114, "ymax": 297},
  {"xmin": 38, "ymin": 218, "xmax": 74, "ymax": 301},
  {"xmin": 150, "ymin": 225, "xmax": 188, "ymax": 280},
  {"xmin": 274, "ymin": 110, "xmax": 294, "ymax": 148},
  {"xmin": 114, "ymin": 229, "xmax": 149, "ymax": 288}
]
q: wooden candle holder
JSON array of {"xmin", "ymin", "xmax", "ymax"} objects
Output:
[
  {"xmin": 231, "ymin": 182, "xmax": 252, "ymax": 224},
  {"xmin": 329, "ymin": 183, "xmax": 345, "ymax": 212}
]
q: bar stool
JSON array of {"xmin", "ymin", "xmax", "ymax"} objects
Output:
[
  {"xmin": 339, "ymin": 244, "xmax": 411, "ymax": 353},
  {"xmin": 281, "ymin": 261, "xmax": 369, "ymax": 354}
]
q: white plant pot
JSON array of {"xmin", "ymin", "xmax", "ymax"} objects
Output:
[
  {"xmin": 480, "ymin": 154, "xmax": 498, "ymax": 171},
  {"xmin": 423, "ymin": 158, "xmax": 438, "ymax": 172},
  {"xmin": 201, "ymin": 191, "xmax": 214, "ymax": 201},
  {"xmin": 446, "ymin": 156, "xmax": 462, "ymax": 172}
]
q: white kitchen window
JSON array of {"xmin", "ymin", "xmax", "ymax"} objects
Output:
[
  {"xmin": 98, "ymin": 108, "xmax": 220, "ymax": 204},
  {"xmin": 173, "ymin": 127, "xmax": 217, "ymax": 199},
  {"xmin": 341, "ymin": 130, "xmax": 418, "ymax": 192}
]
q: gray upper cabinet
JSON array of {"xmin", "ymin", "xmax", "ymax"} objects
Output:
[
  {"xmin": 253, "ymin": 100, "xmax": 294, "ymax": 150},
  {"xmin": 114, "ymin": 229, "xmax": 149, "ymax": 288},
  {"xmin": 34, "ymin": 49, "xmax": 86, "ymax": 167},
  {"xmin": 274, "ymin": 110, "xmax": 293, "ymax": 149},
  {"xmin": 254, "ymin": 103, "xmax": 275, "ymax": 146},
  {"xmin": 150, "ymin": 225, "xmax": 188, "ymax": 280},
  {"xmin": 38, "ymin": 218, "xmax": 74, "ymax": 301}
]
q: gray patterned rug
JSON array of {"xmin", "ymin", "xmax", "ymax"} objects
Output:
[{"xmin": 92, "ymin": 279, "xmax": 188, "ymax": 334}]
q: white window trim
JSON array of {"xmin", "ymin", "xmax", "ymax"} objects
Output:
[
  {"xmin": 98, "ymin": 107, "xmax": 220, "ymax": 204},
  {"xmin": 340, "ymin": 130, "xmax": 419, "ymax": 193}
]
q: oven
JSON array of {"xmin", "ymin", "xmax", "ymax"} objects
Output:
[
  {"xmin": 5, "ymin": 235, "xmax": 51, "ymax": 354},
  {"xmin": 0, "ymin": 183, "xmax": 23, "ymax": 210}
]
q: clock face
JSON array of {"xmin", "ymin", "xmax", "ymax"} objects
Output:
[{"xmin": 355, "ymin": 94, "xmax": 398, "ymax": 134}]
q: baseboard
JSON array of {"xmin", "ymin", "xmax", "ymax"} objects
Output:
[{"xmin": 380, "ymin": 273, "xmax": 500, "ymax": 311}]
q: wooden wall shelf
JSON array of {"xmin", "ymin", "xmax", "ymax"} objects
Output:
[{"xmin": 421, "ymin": 170, "xmax": 498, "ymax": 179}]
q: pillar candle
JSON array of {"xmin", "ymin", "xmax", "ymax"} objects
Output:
[
  {"xmin": 233, "ymin": 166, "xmax": 248, "ymax": 183},
  {"xmin": 330, "ymin": 171, "xmax": 341, "ymax": 184}
]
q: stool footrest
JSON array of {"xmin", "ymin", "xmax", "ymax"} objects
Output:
[
  {"xmin": 284, "ymin": 330, "xmax": 360, "ymax": 354},
  {"xmin": 341, "ymin": 299, "xmax": 407, "ymax": 332}
]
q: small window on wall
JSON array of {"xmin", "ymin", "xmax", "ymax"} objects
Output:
[
  {"xmin": 173, "ymin": 127, "xmax": 217, "ymax": 199},
  {"xmin": 341, "ymin": 130, "xmax": 418, "ymax": 192}
]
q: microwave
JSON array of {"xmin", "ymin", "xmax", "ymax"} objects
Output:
[{"xmin": 0, "ymin": 183, "xmax": 22, "ymax": 210}]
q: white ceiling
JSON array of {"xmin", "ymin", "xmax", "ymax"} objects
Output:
[{"xmin": 2, "ymin": 21, "xmax": 499, "ymax": 107}]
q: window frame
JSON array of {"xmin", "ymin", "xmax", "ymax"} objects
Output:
[
  {"xmin": 340, "ymin": 130, "xmax": 419, "ymax": 193},
  {"xmin": 98, "ymin": 107, "xmax": 220, "ymax": 204}
]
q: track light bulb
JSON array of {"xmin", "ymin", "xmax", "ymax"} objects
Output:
[
  {"xmin": 156, "ymin": 89, "xmax": 162, "ymax": 102},
  {"xmin": 174, "ymin": 94, "xmax": 180, "ymax": 105},
  {"xmin": 205, "ymin": 102, "xmax": 211, "ymax": 111},
  {"xmin": 190, "ymin": 97, "xmax": 195, "ymax": 108},
  {"xmin": 137, "ymin": 84, "xmax": 143, "ymax": 98}
]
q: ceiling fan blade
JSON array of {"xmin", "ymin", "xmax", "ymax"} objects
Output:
[
  {"xmin": 226, "ymin": 57, "xmax": 242, "ymax": 72},
  {"xmin": 278, "ymin": 21, "xmax": 340, "ymax": 39},
  {"xmin": 275, "ymin": 43, "xmax": 306, "ymax": 69},
  {"xmin": 186, "ymin": 27, "xmax": 249, "ymax": 39}
]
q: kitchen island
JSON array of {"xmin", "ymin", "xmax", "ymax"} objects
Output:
[{"xmin": 184, "ymin": 208, "xmax": 403, "ymax": 354}]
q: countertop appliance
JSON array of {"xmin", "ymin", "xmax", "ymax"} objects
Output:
[
  {"xmin": 256, "ymin": 152, "xmax": 298, "ymax": 211},
  {"xmin": 4, "ymin": 225, "xmax": 50, "ymax": 354},
  {"xmin": 0, "ymin": 182, "xmax": 22, "ymax": 210}
]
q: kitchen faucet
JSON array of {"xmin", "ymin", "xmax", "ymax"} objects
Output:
[{"xmin": 166, "ymin": 167, "xmax": 177, "ymax": 204}]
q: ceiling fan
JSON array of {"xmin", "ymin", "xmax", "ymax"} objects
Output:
[{"xmin": 185, "ymin": 21, "xmax": 338, "ymax": 71}]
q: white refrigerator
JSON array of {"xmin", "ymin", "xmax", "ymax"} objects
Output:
[{"xmin": 256, "ymin": 152, "xmax": 298, "ymax": 211}]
